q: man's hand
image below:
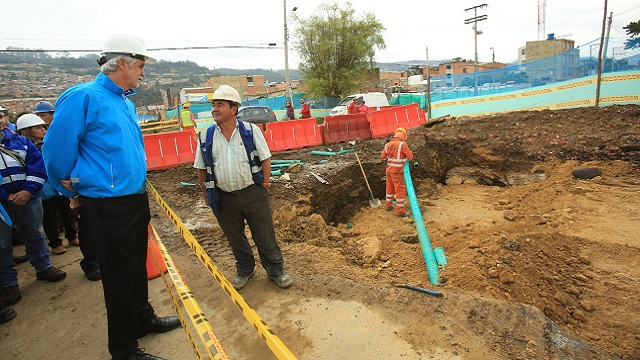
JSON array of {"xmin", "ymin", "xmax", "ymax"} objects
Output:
[
  {"xmin": 61, "ymin": 179, "xmax": 74, "ymax": 192},
  {"xmin": 8, "ymin": 190, "xmax": 32, "ymax": 206}
]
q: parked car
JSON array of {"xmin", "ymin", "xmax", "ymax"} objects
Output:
[
  {"xmin": 236, "ymin": 106, "xmax": 277, "ymax": 130},
  {"xmin": 329, "ymin": 92, "xmax": 389, "ymax": 116}
]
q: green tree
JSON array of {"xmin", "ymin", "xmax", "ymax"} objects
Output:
[
  {"xmin": 294, "ymin": 2, "xmax": 385, "ymax": 98},
  {"xmin": 623, "ymin": 20, "xmax": 640, "ymax": 50}
]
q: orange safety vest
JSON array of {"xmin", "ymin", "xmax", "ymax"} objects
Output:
[{"xmin": 382, "ymin": 140, "xmax": 413, "ymax": 174}]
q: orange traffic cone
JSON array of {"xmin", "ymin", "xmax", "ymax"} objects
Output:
[{"xmin": 146, "ymin": 231, "xmax": 168, "ymax": 280}]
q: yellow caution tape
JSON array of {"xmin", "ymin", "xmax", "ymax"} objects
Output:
[
  {"xmin": 147, "ymin": 180, "xmax": 298, "ymax": 360},
  {"xmin": 148, "ymin": 224, "xmax": 230, "ymax": 360}
]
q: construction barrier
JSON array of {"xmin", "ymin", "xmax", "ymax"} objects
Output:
[
  {"xmin": 265, "ymin": 118, "xmax": 323, "ymax": 152},
  {"xmin": 369, "ymin": 103, "xmax": 426, "ymax": 138},
  {"xmin": 146, "ymin": 229, "xmax": 168, "ymax": 279},
  {"xmin": 144, "ymin": 128, "xmax": 197, "ymax": 171},
  {"xmin": 321, "ymin": 114, "xmax": 373, "ymax": 144}
]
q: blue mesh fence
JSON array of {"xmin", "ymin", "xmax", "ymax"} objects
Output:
[{"xmin": 391, "ymin": 36, "xmax": 640, "ymax": 106}]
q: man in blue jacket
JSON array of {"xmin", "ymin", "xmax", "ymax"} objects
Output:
[
  {"xmin": 0, "ymin": 121, "xmax": 67, "ymax": 312},
  {"xmin": 42, "ymin": 34, "xmax": 179, "ymax": 360}
]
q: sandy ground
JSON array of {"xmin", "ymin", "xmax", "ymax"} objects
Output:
[{"xmin": 1, "ymin": 105, "xmax": 639, "ymax": 360}]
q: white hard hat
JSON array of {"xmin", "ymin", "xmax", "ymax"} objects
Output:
[
  {"xmin": 101, "ymin": 34, "xmax": 156, "ymax": 64},
  {"xmin": 0, "ymin": 105, "xmax": 5, "ymax": 111},
  {"xmin": 211, "ymin": 85, "xmax": 242, "ymax": 106},
  {"xmin": 16, "ymin": 114, "xmax": 46, "ymax": 130}
]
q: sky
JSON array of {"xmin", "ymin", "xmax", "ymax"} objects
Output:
[{"xmin": 1, "ymin": 0, "xmax": 639, "ymax": 71}]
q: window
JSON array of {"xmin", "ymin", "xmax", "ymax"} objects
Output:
[{"xmin": 246, "ymin": 76, "xmax": 254, "ymax": 87}]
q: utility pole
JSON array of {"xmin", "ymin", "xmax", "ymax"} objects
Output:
[
  {"xmin": 283, "ymin": 0, "xmax": 293, "ymax": 103},
  {"xmin": 425, "ymin": 46, "xmax": 431, "ymax": 120},
  {"xmin": 465, "ymin": 4, "xmax": 487, "ymax": 96},
  {"xmin": 595, "ymin": 1, "xmax": 608, "ymax": 108},
  {"xmin": 602, "ymin": 11, "xmax": 613, "ymax": 72}
]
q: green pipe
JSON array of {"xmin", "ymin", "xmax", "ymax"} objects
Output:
[
  {"xmin": 337, "ymin": 148, "xmax": 355, "ymax": 155},
  {"xmin": 271, "ymin": 169, "xmax": 283, "ymax": 176},
  {"xmin": 433, "ymin": 247, "xmax": 448, "ymax": 269},
  {"xmin": 311, "ymin": 150, "xmax": 336, "ymax": 156},
  {"xmin": 404, "ymin": 161, "xmax": 441, "ymax": 285}
]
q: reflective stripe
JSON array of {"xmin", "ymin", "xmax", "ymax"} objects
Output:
[
  {"xmin": 386, "ymin": 142, "xmax": 407, "ymax": 168},
  {"xmin": 204, "ymin": 180, "xmax": 216, "ymax": 189},
  {"xmin": 6, "ymin": 174, "xmax": 26, "ymax": 181},
  {"xmin": 26, "ymin": 176, "xmax": 46, "ymax": 184}
]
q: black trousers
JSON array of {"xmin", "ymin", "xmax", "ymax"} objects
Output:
[
  {"xmin": 41, "ymin": 195, "xmax": 77, "ymax": 247},
  {"xmin": 216, "ymin": 184, "xmax": 284, "ymax": 277},
  {"xmin": 76, "ymin": 205, "xmax": 99, "ymax": 274},
  {"xmin": 82, "ymin": 193, "xmax": 154, "ymax": 360}
]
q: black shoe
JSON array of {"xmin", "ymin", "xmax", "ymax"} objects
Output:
[
  {"xmin": 137, "ymin": 315, "xmax": 181, "ymax": 338},
  {"xmin": 36, "ymin": 266, "xmax": 67, "ymax": 282},
  {"xmin": 124, "ymin": 348, "xmax": 167, "ymax": 360},
  {"xmin": 85, "ymin": 269, "xmax": 101, "ymax": 281},
  {"xmin": 13, "ymin": 255, "xmax": 28, "ymax": 264},
  {"xmin": 0, "ymin": 285, "xmax": 21, "ymax": 305},
  {"xmin": 0, "ymin": 301, "xmax": 17, "ymax": 324}
]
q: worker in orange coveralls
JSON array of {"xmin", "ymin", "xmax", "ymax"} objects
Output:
[{"xmin": 381, "ymin": 127, "xmax": 413, "ymax": 217}]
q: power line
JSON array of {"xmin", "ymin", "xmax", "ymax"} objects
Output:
[{"xmin": 0, "ymin": 45, "xmax": 284, "ymax": 54}]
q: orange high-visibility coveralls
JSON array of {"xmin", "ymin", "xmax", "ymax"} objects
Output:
[{"xmin": 381, "ymin": 128, "xmax": 413, "ymax": 216}]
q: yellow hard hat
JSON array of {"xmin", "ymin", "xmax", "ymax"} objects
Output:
[
  {"xmin": 183, "ymin": 103, "xmax": 190, "ymax": 108},
  {"xmin": 394, "ymin": 127, "xmax": 407, "ymax": 141}
]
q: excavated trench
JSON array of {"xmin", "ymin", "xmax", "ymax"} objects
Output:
[{"xmin": 301, "ymin": 134, "xmax": 542, "ymax": 225}]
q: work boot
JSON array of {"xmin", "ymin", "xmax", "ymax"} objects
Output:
[
  {"xmin": 36, "ymin": 266, "xmax": 67, "ymax": 282},
  {"xmin": 52, "ymin": 245, "xmax": 66, "ymax": 255},
  {"xmin": 124, "ymin": 348, "xmax": 167, "ymax": 360},
  {"xmin": 13, "ymin": 255, "xmax": 28, "ymax": 264},
  {"xmin": 0, "ymin": 285, "xmax": 21, "ymax": 305},
  {"xmin": 268, "ymin": 273, "xmax": 293, "ymax": 289},
  {"xmin": 231, "ymin": 271, "xmax": 255, "ymax": 290},
  {"xmin": 0, "ymin": 301, "xmax": 16, "ymax": 324},
  {"xmin": 68, "ymin": 238, "xmax": 80, "ymax": 246}
]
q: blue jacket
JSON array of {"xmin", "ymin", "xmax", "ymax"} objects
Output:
[
  {"xmin": 42, "ymin": 72, "xmax": 147, "ymax": 198},
  {"xmin": 0, "ymin": 127, "xmax": 47, "ymax": 201}
]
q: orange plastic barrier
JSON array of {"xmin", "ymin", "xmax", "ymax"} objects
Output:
[
  {"xmin": 321, "ymin": 114, "xmax": 373, "ymax": 144},
  {"xmin": 264, "ymin": 119, "xmax": 323, "ymax": 152},
  {"xmin": 144, "ymin": 128, "xmax": 197, "ymax": 171},
  {"xmin": 146, "ymin": 230, "xmax": 168, "ymax": 280},
  {"xmin": 369, "ymin": 104, "xmax": 426, "ymax": 138}
]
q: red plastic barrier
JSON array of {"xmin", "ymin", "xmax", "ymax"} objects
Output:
[
  {"xmin": 322, "ymin": 114, "xmax": 373, "ymax": 144},
  {"xmin": 265, "ymin": 119, "xmax": 322, "ymax": 152},
  {"xmin": 146, "ymin": 229, "xmax": 167, "ymax": 280},
  {"xmin": 144, "ymin": 128, "xmax": 197, "ymax": 171},
  {"xmin": 369, "ymin": 104, "xmax": 425, "ymax": 138}
]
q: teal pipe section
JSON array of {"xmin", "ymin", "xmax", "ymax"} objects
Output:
[
  {"xmin": 433, "ymin": 247, "xmax": 448, "ymax": 269},
  {"xmin": 311, "ymin": 150, "xmax": 337, "ymax": 156},
  {"xmin": 271, "ymin": 169, "xmax": 283, "ymax": 176},
  {"xmin": 404, "ymin": 162, "xmax": 440, "ymax": 284},
  {"xmin": 337, "ymin": 148, "xmax": 355, "ymax": 155}
]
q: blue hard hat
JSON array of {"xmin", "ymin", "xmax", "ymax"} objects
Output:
[{"xmin": 34, "ymin": 101, "xmax": 55, "ymax": 113}]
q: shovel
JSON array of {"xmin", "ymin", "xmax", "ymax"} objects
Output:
[{"xmin": 354, "ymin": 152, "xmax": 381, "ymax": 208}]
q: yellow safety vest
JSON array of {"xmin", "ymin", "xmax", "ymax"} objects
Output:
[{"xmin": 181, "ymin": 109, "xmax": 194, "ymax": 127}]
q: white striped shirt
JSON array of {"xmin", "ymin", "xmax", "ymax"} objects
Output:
[{"xmin": 194, "ymin": 121, "xmax": 271, "ymax": 192}]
